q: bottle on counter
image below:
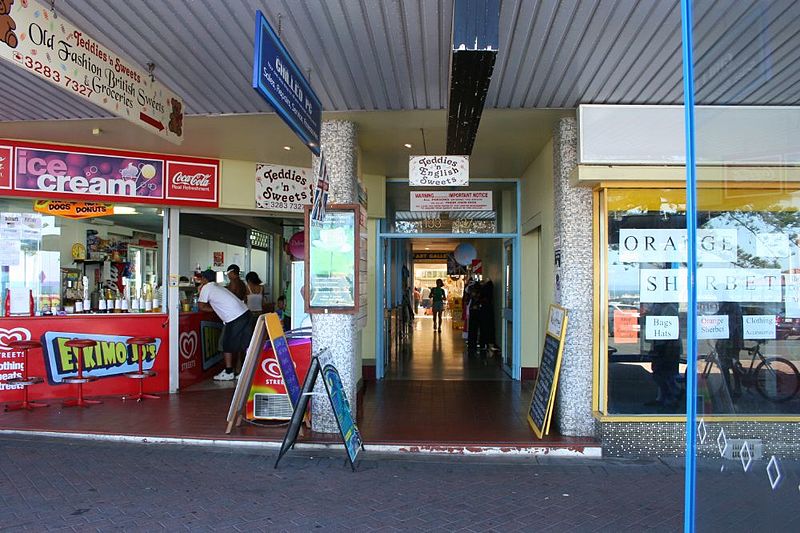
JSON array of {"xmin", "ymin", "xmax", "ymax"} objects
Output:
[
  {"xmin": 152, "ymin": 284, "xmax": 162, "ymax": 313},
  {"xmin": 105, "ymin": 288, "xmax": 115, "ymax": 314},
  {"xmin": 82, "ymin": 276, "xmax": 90, "ymax": 313},
  {"xmin": 143, "ymin": 283, "xmax": 153, "ymax": 312},
  {"xmin": 91, "ymin": 282, "xmax": 101, "ymax": 313},
  {"xmin": 131, "ymin": 288, "xmax": 141, "ymax": 313}
]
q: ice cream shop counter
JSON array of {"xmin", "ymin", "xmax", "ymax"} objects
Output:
[
  {"xmin": 178, "ymin": 310, "xmax": 224, "ymax": 389},
  {"xmin": 0, "ymin": 314, "xmax": 169, "ymax": 402}
]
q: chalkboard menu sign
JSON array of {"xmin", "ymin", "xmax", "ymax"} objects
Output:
[
  {"xmin": 322, "ymin": 363, "xmax": 363, "ymax": 464},
  {"xmin": 274, "ymin": 351, "xmax": 364, "ymax": 471},
  {"xmin": 528, "ymin": 305, "xmax": 568, "ymax": 439}
]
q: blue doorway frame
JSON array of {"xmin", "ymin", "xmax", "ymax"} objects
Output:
[{"xmin": 374, "ymin": 179, "xmax": 522, "ymax": 381}]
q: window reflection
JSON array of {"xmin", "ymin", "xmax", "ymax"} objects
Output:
[{"xmin": 605, "ymin": 188, "xmax": 800, "ymax": 416}]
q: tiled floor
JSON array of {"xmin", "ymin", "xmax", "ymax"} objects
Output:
[
  {"xmin": 385, "ymin": 316, "xmax": 509, "ymax": 380},
  {"xmin": 0, "ymin": 317, "xmax": 596, "ymax": 449}
]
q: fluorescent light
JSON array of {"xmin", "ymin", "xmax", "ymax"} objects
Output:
[
  {"xmin": 404, "ymin": 143, "xmax": 412, "ymax": 148},
  {"xmin": 113, "ymin": 206, "xmax": 138, "ymax": 215},
  {"xmin": 283, "ymin": 146, "xmax": 292, "ymax": 151}
]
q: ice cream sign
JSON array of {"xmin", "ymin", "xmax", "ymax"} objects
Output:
[
  {"xmin": 15, "ymin": 147, "xmax": 164, "ymax": 199},
  {"xmin": 1, "ymin": 139, "xmax": 219, "ymax": 207}
]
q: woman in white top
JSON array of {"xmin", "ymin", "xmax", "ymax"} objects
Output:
[{"xmin": 245, "ymin": 271, "xmax": 268, "ymax": 315}]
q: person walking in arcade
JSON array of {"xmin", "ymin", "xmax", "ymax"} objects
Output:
[{"xmin": 430, "ymin": 278, "xmax": 447, "ymax": 332}]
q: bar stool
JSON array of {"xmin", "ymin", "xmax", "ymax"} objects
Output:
[
  {"xmin": 62, "ymin": 339, "xmax": 102, "ymax": 408},
  {"xmin": 3, "ymin": 340, "xmax": 48, "ymax": 411},
  {"xmin": 124, "ymin": 337, "xmax": 159, "ymax": 402}
]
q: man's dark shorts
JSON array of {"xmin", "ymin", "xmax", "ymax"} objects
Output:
[{"xmin": 222, "ymin": 311, "xmax": 255, "ymax": 353}]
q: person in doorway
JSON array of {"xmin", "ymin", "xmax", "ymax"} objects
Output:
[
  {"xmin": 479, "ymin": 277, "xmax": 496, "ymax": 349},
  {"xmin": 244, "ymin": 271, "xmax": 268, "ymax": 316},
  {"xmin": 430, "ymin": 278, "xmax": 446, "ymax": 332},
  {"xmin": 413, "ymin": 287, "xmax": 421, "ymax": 315},
  {"xmin": 197, "ymin": 270, "xmax": 254, "ymax": 381},
  {"xmin": 466, "ymin": 281, "xmax": 483, "ymax": 356},
  {"xmin": 225, "ymin": 264, "xmax": 246, "ymax": 301},
  {"xmin": 276, "ymin": 295, "xmax": 291, "ymax": 331},
  {"xmin": 715, "ymin": 301, "xmax": 744, "ymax": 399},
  {"xmin": 421, "ymin": 286, "xmax": 431, "ymax": 312}
]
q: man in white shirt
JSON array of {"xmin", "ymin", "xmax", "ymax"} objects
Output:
[{"xmin": 197, "ymin": 270, "xmax": 254, "ymax": 381}]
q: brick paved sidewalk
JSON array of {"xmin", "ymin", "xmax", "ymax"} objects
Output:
[{"xmin": 0, "ymin": 435, "xmax": 796, "ymax": 531}]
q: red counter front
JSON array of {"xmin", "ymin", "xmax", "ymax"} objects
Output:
[
  {"xmin": 0, "ymin": 314, "xmax": 169, "ymax": 402},
  {"xmin": 178, "ymin": 311, "xmax": 224, "ymax": 389},
  {"xmin": 246, "ymin": 333, "xmax": 312, "ymax": 420}
]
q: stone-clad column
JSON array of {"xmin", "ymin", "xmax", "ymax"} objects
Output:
[
  {"xmin": 311, "ymin": 120, "xmax": 359, "ymax": 433},
  {"xmin": 552, "ymin": 117, "xmax": 596, "ymax": 437}
]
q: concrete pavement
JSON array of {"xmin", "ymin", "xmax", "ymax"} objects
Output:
[{"xmin": 0, "ymin": 435, "xmax": 797, "ymax": 531}]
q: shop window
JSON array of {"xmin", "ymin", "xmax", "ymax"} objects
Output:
[
  {"xmin": 602, "ymin": 187, "xmax": 800, "ymax": 417},
  {"xmin": 0, "ymin": 198, "xmax": 164, "ymax": 316}
]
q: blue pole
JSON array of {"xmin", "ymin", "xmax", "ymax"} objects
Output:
[{"xmin": 681, "ymin": 0, "xmax": 698, "ymax": 531}]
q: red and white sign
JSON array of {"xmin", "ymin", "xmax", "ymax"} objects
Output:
[
  {"xmin": 0, "ymin": 145, "xmax": 12, "ymax": 189},
  {"xmin": 166, "ymin": 161, "xmax": 218, "ymax": 204},
  {"xmin": 0, "ymin": 139, "xmax": 219, "ymax": 208},
  {"xmin": 0, "ymin": 327, "xmax": 32, "ymax": 392},
  {"xmin": 178, "ymin": 311, "xmax": 224, "ymax": 389},
  {"xmin": 471, "ymin": 259, "xmax": 483, "ymax": 274},
  {"xmin": 410, "ymin": 191, "xmax": 492, "ymax": 212}
]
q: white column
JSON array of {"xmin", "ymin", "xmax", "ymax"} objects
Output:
[
  {"xmin": 311, "ymin": 120, "xmax": 360, "ymax": 433},
  {"xmin": 552, "ymin": 117, "xmax": 596, "ymax": 437}
]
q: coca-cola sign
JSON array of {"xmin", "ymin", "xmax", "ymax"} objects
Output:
[
  {"xmin": 173, "ymin": 172, "xmax": 211, "ymax": 187},
  {"xmin": 166, "ymin": 161, "xmax": 218, "ymax": 203}
]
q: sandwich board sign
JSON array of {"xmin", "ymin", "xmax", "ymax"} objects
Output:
[
  {"xmin": 226, "ymin": 313, "xmax": 304, "ymax": 432},
  {"xmin": 275, "ymin": 349, "xmax": 364, "ymax": 471},
  {"xmin": 527, "ymin": 305, "xmax": 568, "ymax": 438}
]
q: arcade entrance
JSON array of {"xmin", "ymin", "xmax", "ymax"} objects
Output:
[{"xmin": 363, "ymin": 180, "xmax": 539, "ymax": 444}]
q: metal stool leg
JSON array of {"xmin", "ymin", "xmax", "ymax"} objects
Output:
[
  {"xmin": 4, "ymin": 348, "xmax": 48, "ymax": 411},
  {"xmin": 126, "ymin": 343, "xmax": 159, "ymax": 402},
  {"xmin": 63, "ymin": 347, "xmax": 102, "ymax": 408}
]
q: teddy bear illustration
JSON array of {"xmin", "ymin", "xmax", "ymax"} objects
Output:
[
  {"xmin": 0, "ymin": 0, "xmax": 18, "ymax": 49},
  {"xmin": 168, "ymin": 98, "xmax": 183, "ymax": 136}
]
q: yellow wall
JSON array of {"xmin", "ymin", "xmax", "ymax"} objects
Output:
[
  {"xmin": 519, "ymin": 139, "xmax": 555, "ymax": 369},
  {"xmin": 219, "ymin": 159, "xmax": 259, "ymax": 210},
  {"xmin": 360, "ymin": 219, "xmax": 378, "ymax": 367},
  {"xmin": 360, "ymin": 174, "xmax": 385, "ymax": 368}
]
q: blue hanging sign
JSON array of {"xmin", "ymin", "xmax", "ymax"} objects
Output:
[{"xmin": 252, "ymin": 11, "xmax": 322, "ymax": 154}]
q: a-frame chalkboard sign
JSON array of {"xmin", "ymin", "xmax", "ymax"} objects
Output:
[
  {"xmin": 527, "ymin": 304, "xmax": 569, "ymax": 439},
  {"xmin": 274, "ymin": 350, "xmax": 364, "ymax": 471}
]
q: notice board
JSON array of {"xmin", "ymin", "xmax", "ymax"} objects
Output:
[{"xmin": 527, "ymin": 305, "xmax": 568, "ymax": 439}]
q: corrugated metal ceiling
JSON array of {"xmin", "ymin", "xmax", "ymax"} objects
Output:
[{"xmin": 2, "ymin": 0, "xmax": 799, "ymax": 123}]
